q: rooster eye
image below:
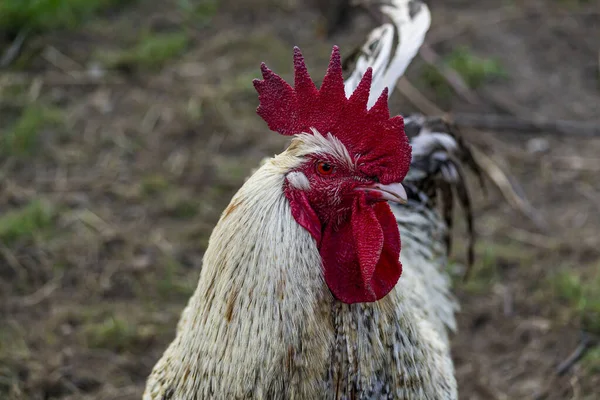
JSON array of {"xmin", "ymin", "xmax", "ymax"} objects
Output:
[{"xmin": 316, "ymin": 161, "xmax": 334, "ymax": 176}]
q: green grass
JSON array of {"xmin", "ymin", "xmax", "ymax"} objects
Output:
[
  {"xmin": 459, "ymin": 242, "xmax": 533, "ymax": 294},
  {"xmin": 141, "ymin": 175, "xmax": 199, "ymax": 218},
  {"xmin": 178, "ymin": 0, "xmax": 219, "ymax": 24},
  {"xmin": 164, "ymin": 194, "xmax": 200, "ymax": 219},
  {"xmin": 460, "ymin": 245, "xmax": 500, "ymax": 294},
  {"xmin": 421, "ymin": 66, "xmax": 454, "ymax": 101},
  {"xmin": 0, "ymin": 200, "xmax": 55, "ymax": 245},
  {"xmin": 99, "ymin": 32, "xmax": 189, "ymax": 70},
  {"xmin": 215, "ymin": 157, "xmax": 253, "ymax": 184},
  {"xmin": 186, "ymin": 98, "xmax": 204, "ymax": 122},
  {"xmin": 84, "ymin": 316, "xmax": 140, "ymax": 352},
  {"xmin": 446, "ymin": 47, "xmax": 507, "ymax": 89},
  {"xmin": 0, "ymin": 324, "xmax": 29, "ymax": 357},
  {"xmin": 550, "ymin": 269, "xmax": 600, "ymax": 334},
  {"xmin": 140, "ymin": 174, "xmax": 170, "ymax": 196},
  {"xmin": 155, "ymin": 256, "xmax": 196, "ymax": 300},
  {"xmin": 421, "ymin": 46, "xmax": 507, "ymax": 98},
  {"xmin": 583, "ymin": 346, "xmax": 600, "ymax": 375},
  {"xmin": 1, "ymin": 105, "xmax": 64, "ymax": 158},
  {"xmin": 0, "ymin": 0, "xmax": 132, "ymax": 35},
  {"xmin": 0, "ymin": 324, "xmax": 30, "ymax": 398}
]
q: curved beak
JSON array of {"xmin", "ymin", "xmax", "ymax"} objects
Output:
[{"xmin": 355, "ymin": 182, "xmax": 408, "ymax": 205}]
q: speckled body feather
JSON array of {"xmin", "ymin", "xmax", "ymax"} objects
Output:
[{"xmin": 144, "ymin": 122, "xmax": 470, "ymax": 399}]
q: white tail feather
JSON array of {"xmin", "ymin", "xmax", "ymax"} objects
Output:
[{"xmin": 344, "ymin": 0, "xmax": 431, "ymax": 108}]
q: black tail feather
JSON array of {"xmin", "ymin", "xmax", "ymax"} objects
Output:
[{"xmin": 403, "ymin": 114, "xmax": 484, "ymax": 278}]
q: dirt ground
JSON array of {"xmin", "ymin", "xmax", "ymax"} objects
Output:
[{"xmin": 1, "ymin": 0, "xmax": 599, "ymax": 399}]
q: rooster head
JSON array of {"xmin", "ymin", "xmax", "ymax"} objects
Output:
[{"xmin": 253, "ymin": 46, "xmax": 412, "ymax": 304}]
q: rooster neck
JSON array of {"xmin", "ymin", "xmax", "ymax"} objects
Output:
[
  {"xmin": 193, "ymin": 157, "xmax": 333, "ymax": 331},
  {"xmin": 145, "ymin": 158, "xmax": 338, "ymax": 398}
]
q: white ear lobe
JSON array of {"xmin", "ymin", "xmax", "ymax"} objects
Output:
[{"xmin": 286, "ymin": 171, "xmax": 311, "ymax": 190}]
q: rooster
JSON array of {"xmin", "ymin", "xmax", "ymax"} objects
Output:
[{"xmin": 145, "ymin": 1, "xmax": 476, "ymax": 399}]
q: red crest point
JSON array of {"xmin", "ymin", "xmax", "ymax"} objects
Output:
[{"xmin": 253, "ymin": 46, "xmax": 412, "ymax": 184}]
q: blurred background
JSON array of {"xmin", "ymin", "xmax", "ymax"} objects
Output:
[{"xmin": 0, "ymin": 0, "xmax": 599, "ymax": 399}]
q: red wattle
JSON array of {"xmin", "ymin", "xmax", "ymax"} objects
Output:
[
  {"xmin": 319, "ymin": 195, "xmax": 402, "ymax": 304},
  {"xmin": 286, "ymin": 189, "xmax": 322, "ymax": 243}
]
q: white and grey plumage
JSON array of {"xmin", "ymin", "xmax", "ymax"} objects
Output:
[{"xmin": 144, "ymin": 1, "xmax": 478, "ymax": 399}]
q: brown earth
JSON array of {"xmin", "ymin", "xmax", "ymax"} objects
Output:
[{"xmin": 1, "ymin": 0, "xmax": 599, "ymax": 399}]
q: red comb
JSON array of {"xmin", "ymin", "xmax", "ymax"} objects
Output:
[{"xmin": 253, "ymin": 46, "xmax": 411, "ymax": 184}]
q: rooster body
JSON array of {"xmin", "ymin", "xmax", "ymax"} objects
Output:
[
  {"xmin": 145, "ymin": 2, "xmax": 468, "ymax": 399},
  {"xmin": 145, "ymin": 132, "xmax": 459, "ymax": 399}
]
